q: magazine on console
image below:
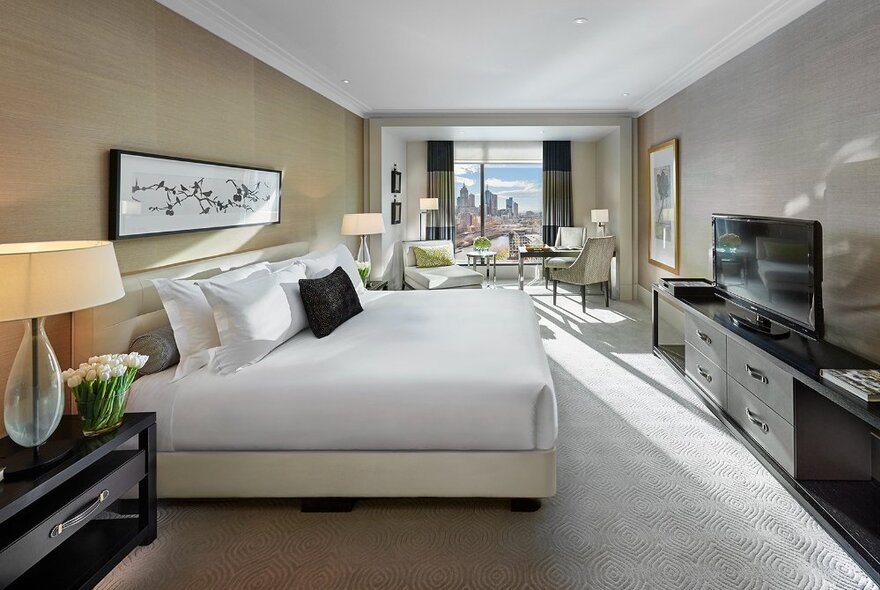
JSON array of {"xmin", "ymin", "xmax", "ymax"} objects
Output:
[{"xmin": 820, "ymin": 369, "xmax": 880, "ymax": 402}]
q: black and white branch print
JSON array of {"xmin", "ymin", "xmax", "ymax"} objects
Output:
[{"xmin": 132, "ymin": 177, "xmax": 272, "ymax": 216}]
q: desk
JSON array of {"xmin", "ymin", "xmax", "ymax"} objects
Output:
[{"xmin": 517, "ymin": 247, "xmax": 581, "ymax": 290}]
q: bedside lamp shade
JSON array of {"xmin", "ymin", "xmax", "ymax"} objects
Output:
[
  {"xmin": 0, "ymin": 241, "xmax": 124, "ymax": 454},
  {"xmin": 420, "ymin": 198, "xmax": 439, "ymax": 211},
  {"xmin": 0, "ymin": 241, "xmax": 124, "ymax": 322},
  {"xmin": 341, "ymin": 213, "xmax": 385, "ymax": 236},
  {"xmin": 591, "ymin": 209, "xmax": 609, "ymax": 224}
]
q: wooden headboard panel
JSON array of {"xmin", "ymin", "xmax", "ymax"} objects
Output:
[{"xmin": 72, "ymin": 242, "xmax": 309, "ymax": 364}]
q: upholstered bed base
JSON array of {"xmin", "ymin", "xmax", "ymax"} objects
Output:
[
  {"xmin": 157, "ymin": 449, "xmax": 556, "ymax": 499},
  {"xmin": 74, "ymin": 243, "xmax": 557, "ymax": 501}
]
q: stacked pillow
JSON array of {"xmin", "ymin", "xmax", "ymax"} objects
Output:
[{"xmin": 148, "ymin": 244, "xmax": 366, "ymax": 379}]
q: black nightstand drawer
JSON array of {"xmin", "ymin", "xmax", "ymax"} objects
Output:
[{"xmin": 0, "ymin": 450, "xmax": 145, "ymax": 586}]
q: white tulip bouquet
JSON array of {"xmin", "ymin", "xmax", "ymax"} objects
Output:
[{"xmin": 62, "ymin": 353, "xmax": 148, "ymax": 437}]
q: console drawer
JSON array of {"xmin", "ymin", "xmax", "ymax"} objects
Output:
[
  {"xmin": 727, "ymin": 377, "xmax": 795, "ymax": 475},
  {"xmin": 685, "ymin": 344, "xmax": 727, "ymax": 408},
  {"xmin": 727, "ymin": 339, "xmax": 794, "ymax": 424},
  {"xmin": 685, "ymin": 312, "xmax": 727, "ymax": 368}
]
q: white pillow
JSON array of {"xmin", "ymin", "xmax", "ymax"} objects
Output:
[
  {"xmin": 302, "ymin": 244, "xmax": 366, "ymax": 294},
  {"xmin": 200, "ymin": 272, "xmax": 294, "ymax": 345},
  {"xmin": 271, "ymin": 262, "xmax": 309, "ymax": 336},
  {"xmin": 152, "ymin": 262, "xmax": 269, "ymax": 381},
  {"xmin": 267, "ymin": 250, "xmax": 322, "ymax": 272}
]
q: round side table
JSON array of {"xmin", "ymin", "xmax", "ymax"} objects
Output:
[{"xmin": 466, "ymin": 250, "xmax": 497, "ymax": 286}]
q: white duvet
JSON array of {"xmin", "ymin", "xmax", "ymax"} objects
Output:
[{"xmin": 128, "ymin": 289, "xmax": 557, "ymax": 452}]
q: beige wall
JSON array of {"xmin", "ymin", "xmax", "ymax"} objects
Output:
[
  {"xmin": 0, "ymin": 0, "xmax": 364, "ymax": 431},
  {"xmin": 637, "ymin": 0, "xmax": 880, "ymax": 361},
  {"xmin": 571, "ymin": 141, "xmax": 598, "ymax": 232}
]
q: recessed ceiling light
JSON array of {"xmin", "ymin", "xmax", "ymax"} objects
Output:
[
  {"xmin": 573, "ymin": 17, "xmax": 588, "ymax": 24},
  {"xmin": 342, "ymin": 79, "xmax": 350, "ymax": 84},
  {"xmin": 622, "ymin": 93, "xmax": 630, "ymax": 97}
]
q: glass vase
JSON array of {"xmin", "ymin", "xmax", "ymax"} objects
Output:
[
  {"xmin": 3, "ymin": 318, "xmax": 64, "ymax": 447},
  {"xmin": 356, "ymin": 235, "xmax": 371, "ymax": 284},
  {"xmin": 75, "ymin": 386, "xmax": 130, "ymax": 437}
]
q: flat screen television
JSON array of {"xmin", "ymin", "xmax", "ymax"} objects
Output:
[{"xmin": 712, "ymin": 214, "xmax": 823, "ymax": 339}]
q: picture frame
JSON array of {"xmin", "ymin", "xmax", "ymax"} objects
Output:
[
  {"xmin": 647, "ymin": 138, "xmax": 680, "ymax": 274},
  {"xmin": 390, "ymin": 164, "xmax": 402, "ymax": 194},
  {"xmin": 109, "ymin": 149, "xmax": 282, "ymax": 240},
  {"xmin": 390, "ymin": 200, "xmax": 402, "ymax": 225}
]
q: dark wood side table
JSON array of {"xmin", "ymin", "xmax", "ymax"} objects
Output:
[{"xmin": 0, "ymin": 412, "xmax": 157, "ymax": 589}]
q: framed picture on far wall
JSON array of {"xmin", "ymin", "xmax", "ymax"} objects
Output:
[
  {"xmin": 109, "ymin": 149, "xmax": 282, "ymax": 240},
  {"xmin": 390, "ymin": 200, "xmax": 402, "ymax": 225},
  {"xmin": 648, "ymin": 138, "xmax": 679, "ymax": 274}
]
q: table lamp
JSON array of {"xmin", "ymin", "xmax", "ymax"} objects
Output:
[
  {"xmin": 419, "ymin": 198, "xmax": 439, "ymax": 240},
  {"xmin": 340, "ymin": 213, "xmax": 385, "ymax": 284},
  {"xmin": 591, "ymin": 209, "xmax": 610, "ymax": 237},
  {"xmin": 0, "ymin": 241, "xmax": 124, "ymax": 475}
]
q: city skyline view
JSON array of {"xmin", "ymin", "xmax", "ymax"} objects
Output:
[{"xmin": 453, "ymin": 162, "xmax": 543, "ymax": 261}]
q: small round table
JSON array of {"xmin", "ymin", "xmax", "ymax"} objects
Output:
[{"xmin": 467, "ymin": 250, "xmax": 497, "ymax": 286}]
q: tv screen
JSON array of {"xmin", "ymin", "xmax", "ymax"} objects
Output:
[{"xmin": 712, "ymin": 215, "xmax": 823, "ymax": 338}]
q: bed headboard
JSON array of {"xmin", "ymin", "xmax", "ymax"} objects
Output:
[{"xmin": 72, "ymin": 242, "xmax": 309, "ymax": 364}]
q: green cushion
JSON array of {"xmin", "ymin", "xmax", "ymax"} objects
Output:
[
  {"xmin": 546, "ymin": 257, "xmax": 576, "ymax": 269},
  {"xmin": 412, "ymin": 246, "xmax": 454, "ymax": 268}
]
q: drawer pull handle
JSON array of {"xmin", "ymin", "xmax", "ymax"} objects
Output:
[
  {"xmin": 50, "ymin": 489, "xmax": 110, "ymax": 538},
  {"xmin": 696, "ymin": 330, "xmax": 712, "ymax": 345},
  {"xmin": 697, "ymin": 366, "xmax": 713, "ymax": 383},
  {"xmin": 745, "ymin": 364, "xmax": 769, "ymax": 384},
  {"xmin": 746, "ymin": 408, "xmax": 770, "ymax": 433}
]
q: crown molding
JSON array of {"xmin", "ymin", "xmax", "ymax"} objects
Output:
[
  {"xmin": 633, "ymin": 0, "xmax": 825, "ymax": 117},
  {"xmin": 366, "ymin": 109, "xmax": 637, "ymax": 118},
  {"xmin": 155, "ymin": 0, "xmax": 372, "ymax": 117}
]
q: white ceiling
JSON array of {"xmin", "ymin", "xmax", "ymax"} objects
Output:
[
  {"xmin": 157, "ymin": 0, "xmax": 824, "ymax": 117},
  {"xmin": 383, "ymin": 126, "xmax": 617, "ymax": 142}
]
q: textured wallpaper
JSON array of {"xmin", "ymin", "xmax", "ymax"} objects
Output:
[{"xmin": 638, "ymin": 0, "xmax": 880, "ymax": 362}]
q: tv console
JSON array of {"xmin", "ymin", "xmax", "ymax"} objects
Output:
[{"xmin": 652, "ymin": 283, "xmax": 880, "ymax": 584}]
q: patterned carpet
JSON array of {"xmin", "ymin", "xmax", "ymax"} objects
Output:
[{"xmin": 99, "ymin": 285, "xmax": 877, "ymax": 590}]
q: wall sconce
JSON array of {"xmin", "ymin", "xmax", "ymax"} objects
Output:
[{"xmin": 391, "ymin": 164, "xmax": 402, "ymax": 194}]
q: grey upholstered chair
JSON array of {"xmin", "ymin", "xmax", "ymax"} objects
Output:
[{"xmin": 547, "ymin": 236, "xmax": 615, "ymax": 310}]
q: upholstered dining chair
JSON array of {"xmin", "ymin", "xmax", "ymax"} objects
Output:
[
  {"xmin": 543, "ymin": 226, "xmax": 586, "ymax": 288},
  {"xmin": 547, "ymin": 236, "xmax": 615, "ymax": 311}
]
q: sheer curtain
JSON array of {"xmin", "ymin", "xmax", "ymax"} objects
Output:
[
  {"xmin": 426, "ymin": 141, "xmax": 455, "ymax": 240},
  {"xmin": 542, "ymin": 141, "xmax": 573, "ymax": 246}
]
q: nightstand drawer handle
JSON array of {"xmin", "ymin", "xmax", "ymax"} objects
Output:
[
  {"xmin": 696, "ymin": 330, "xmax": 712, "ymax": 345},
  {"xmin": 50, "ymin": 489, "xmax": 110, "ymax": 538},
  {"xmin": 697, "ymin": 366, "xmax": 713, "ymax": 383},
  {"xmin": 746, "ymin": 408, "xmax": 770, "ymax": 433},
  {"xmin": 745, "ymin": 364, "xmax": 769, "ymax": 384}
]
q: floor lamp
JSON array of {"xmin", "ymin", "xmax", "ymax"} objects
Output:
[
  {"xmin": 340, "ymin": 213, "xmax": 385, "ymax": 284},
  {"xmin": 420, "ymin": 198, "xmax": 439, "ymax": 240},
  {"xmin": 0, "ymin": 241, "xmax": 124, "ymax": 476}
]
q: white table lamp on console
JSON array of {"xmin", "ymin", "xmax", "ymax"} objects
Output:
[
  {"xmin": 591, "ymin": 209, "xmax": 609, "ymax": 237},
  {"xmin": 0, "ymin": 241, "xmax": 124, "ymax": 475},
  {"xmin": 419, "ymin": 198, "xmax": 439, "ymax": 240},
  {"xmin": 341, "ymin": 213, "xmax": 385, "ymax": 284}
]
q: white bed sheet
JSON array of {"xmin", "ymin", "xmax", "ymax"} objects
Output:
[{"xmin": 127, "ymin": 289, "xmax": 557, "ymax": 452}]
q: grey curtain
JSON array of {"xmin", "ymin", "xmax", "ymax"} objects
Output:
[
  {"xmin": 426, "ymin": 141, "xmax": 455, "ymax": 240},
  {"xmin": 542, "ymin": 141, "xmax": 573, "ymax": 246}
]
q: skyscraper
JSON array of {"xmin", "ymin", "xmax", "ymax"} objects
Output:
[{"xmin": 485, "ymin": 189, "xmax": 498, "ymax": 216}]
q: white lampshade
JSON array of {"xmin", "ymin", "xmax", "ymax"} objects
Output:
[
  {"xmin": 0, "ymin": 241, "xmax": 124, "ymax": 321},
  {"xmin": 341, "ymin": 213, "xmax": 385, "ymax": 236},
  {"xmin": 420, "ymin": 198, "xmax": 439, "ymax": 211},
  {"xmin": 591, "ymin": 209, "xmax": 610, "ymax": 223}
]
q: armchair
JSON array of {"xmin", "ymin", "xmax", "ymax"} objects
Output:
[{"xmin": 548, "ymin": 236, "xmax": 615, "ymax": 310}]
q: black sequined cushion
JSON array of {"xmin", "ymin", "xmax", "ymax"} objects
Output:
[
  {"xmin": 129, "ymin": 325, "xmax": 180, "ymax": 374},
  {"xmin": 298, "ymin": 266, "xmax": 364, "ymax": 338}
]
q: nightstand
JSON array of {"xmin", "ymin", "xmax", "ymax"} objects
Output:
[
  {"xmin": 0, "ymin": 413, "xmax": 157, "ymax": 589},
  {"xmin": 366, "ymin": 280, "xmax": 388, "ymax": 291}
]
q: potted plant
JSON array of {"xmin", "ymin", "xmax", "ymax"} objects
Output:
[
  {"xmin": 62, "ymin": 353, "xmax": 148, "ymax": 437},
  {"xmin": 473, "ymin": 236, "xmax": 491, "ymax": 252}
]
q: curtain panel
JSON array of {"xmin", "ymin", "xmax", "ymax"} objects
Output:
[
  {"xmin": 542, "ymin": 141, "xmax": 573, "ymax": 246},
  {"xmin": 426, "ymin": 141, "xmax": 455, "ymax": 241}
]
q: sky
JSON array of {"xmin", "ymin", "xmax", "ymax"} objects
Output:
[{"xmin": 454, "ymin": 163, "xmax": 543, "ymax": 213}]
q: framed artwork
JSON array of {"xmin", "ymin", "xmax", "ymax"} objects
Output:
[
  {"xmin": 648, "ymin": 139, "xmax": 679, "ymax": 274},
  {"xmin": 390, "ymin": 164, "xmax": 402, "ymax": 193},
  {"xmin": 109, "ymin": 149, "xmax": 282, "ymax": 240},
  {"xmin": 390, "ymin": 200, "xmax": 402, "ymax": 225}
]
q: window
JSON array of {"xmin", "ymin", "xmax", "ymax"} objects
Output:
[{"xmin": 453, "ymin": 162, "xmax": 543, "ymax": 262}]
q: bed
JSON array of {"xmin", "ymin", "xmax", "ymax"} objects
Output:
[{"xmin": 73, "ymin": 243, "xmax": 557, "ymax": 502}]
